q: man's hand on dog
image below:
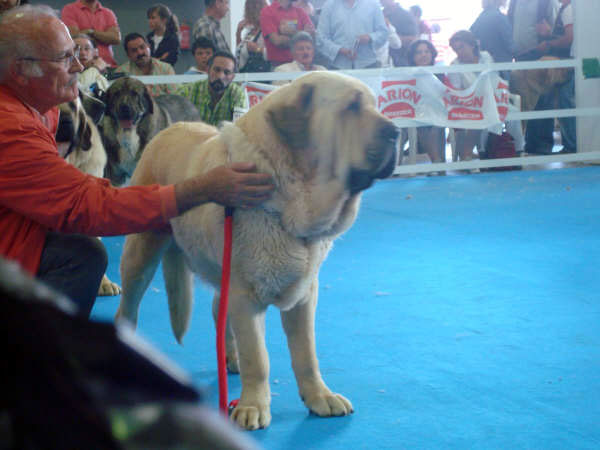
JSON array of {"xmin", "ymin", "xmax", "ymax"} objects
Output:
[{"xmin": 175, "ymin": 162, "xmax": 275, "ymax": 213}]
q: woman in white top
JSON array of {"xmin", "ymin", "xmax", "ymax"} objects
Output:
[
  {"xmin": 447, "ymin": 30, "xmax": 493, "ymax": 164},
  {"xmin": 73, "ymin": 34, "xmax": 109, "ymax": 95}
]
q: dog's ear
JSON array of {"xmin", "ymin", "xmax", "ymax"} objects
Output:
[
  {"xmin": 78, "ymin": 108, "xmax": 93, "ymax": 152},
  {"xmin": 80, "ymin": 90, "xmax": 106, "ymax": 125},
  {"xmin": 267, "ymin": 83, "xmax": 314, "ymax": 150}
]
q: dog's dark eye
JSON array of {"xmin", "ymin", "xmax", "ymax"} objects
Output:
[{"xmin": 347, "ymin": 100, "xmax": 361, "ymax": 113}]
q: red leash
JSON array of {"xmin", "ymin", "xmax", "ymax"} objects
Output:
[{"xmin": 217, "ymin": 206, "xmax": 235, "ymax": 415}]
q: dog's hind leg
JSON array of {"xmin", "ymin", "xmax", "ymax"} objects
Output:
[
  {"xmin": 163, "ymin": 244, "xmax": 194, "ymax": 344},
  {"xmin": 212, "ymin": 292, "xmax": 240, "ymax": 373},
  {"xmin": 280, "ymin": 280, "xmax": 354, "ymax": 418},
  {"xmin": 116, "ymin": 231, "xmax": 172, "ymax": 327}
]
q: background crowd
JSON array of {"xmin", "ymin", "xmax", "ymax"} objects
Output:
[{"xmin": 1, "ymin": 0, "xmax": 577, "ymax": 160}]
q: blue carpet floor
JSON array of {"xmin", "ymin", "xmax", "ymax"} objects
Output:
[{"xmin": 92, "ymin": 166, "xmax": 600, "ymax": 450}]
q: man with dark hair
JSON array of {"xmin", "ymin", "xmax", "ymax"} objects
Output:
[
  {"xmin": 409, "ymin": 5, "xmax": 432, "ymax": 41},
  {"xmin": 186, "ymin": 36, "xmax": 216, "ymax": 74},
  {"xmin": 176, "ymin": 50, "xmax": 246, "ymax": 126},
  {"xmin": 0, "ymin": 0, "xmax": 27, "ymax": 13},
  {"xmin": 0, "ymin": 6, "xmax": 274, "ymax": 317},
  {"xmin": 116, "ymin": 32, "xmax": 175, "ymax": 96},
  {"xmin": 379, "ymin": 0, "xmax": 418, "ymax": 66},
  {"xmin": 61, "ymin": 0, "xmax": 121, "ymax": 68},
  {"xmin": 192, "ymin": 0, "xmax": 231, "ymax": 53}
]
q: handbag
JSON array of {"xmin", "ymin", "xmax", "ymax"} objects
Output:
[
  {"xmin": 482, "ymin": 130, "xmax": 520, "ymax": 171},
  {"xmin": 239, "ymin": 31, "xmax": 271, "ymax": 73}
]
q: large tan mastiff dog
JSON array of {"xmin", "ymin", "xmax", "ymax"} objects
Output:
[{"xmin": 116, "ymin": 72, "xmax": 398, "ymax": 430}]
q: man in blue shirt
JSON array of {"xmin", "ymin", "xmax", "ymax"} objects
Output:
[
  {"xmin": 316, "ymin": 0, "xmax": 388, "ymax": 69},
  {"xmin": 471, "ymin": 0, "xmax": 515, "ymax": 65}
]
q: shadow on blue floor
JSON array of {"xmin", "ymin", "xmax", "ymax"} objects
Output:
[{"xmin": 93, "ymin": 166, "xmax": 600, "ymax": 450}]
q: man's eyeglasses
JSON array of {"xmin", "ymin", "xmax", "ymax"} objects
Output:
[{"xmin": 19, "ymin": 47, "xmax": 81, "ymax": 68}]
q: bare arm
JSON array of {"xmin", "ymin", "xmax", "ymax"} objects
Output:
[
  {"xmin": 267, "ymin": 32, "xmax": 291, "ymax": 48},
  {"xmin": 537, "ymin": 24, "xmax": 573, "ymax": 55},
  {"xmin": 74, "ymin": 26, "xmax": 121, "ymax": 45},
  {"xmin": 90, "ymin": 26, "xmax": 121, "ymax": 46}
]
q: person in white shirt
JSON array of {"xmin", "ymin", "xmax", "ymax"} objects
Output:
[
  {"xmin": 273, "ymin": 31, "xmax": 325, "ymax": 85},
  {"xmin": 73, "ymin": 34, "xmax": 109, "ymax": 94}
]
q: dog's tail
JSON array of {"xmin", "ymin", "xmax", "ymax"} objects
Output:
[{"xmin": 163, "ymin": 245, "xmax": 194, "ymax": 344}]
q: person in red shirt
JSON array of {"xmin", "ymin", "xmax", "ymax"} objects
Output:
[
  {"xmin": 61, "ymin": 0, "xmax": 121, "ymax": 68},
  {"xmin": 260, "ymin": 0, "xmax": 314, "ymax": 67},
  {"xmin": 0, "ymin": 5, "xmax": 275, "ymax": 317}
]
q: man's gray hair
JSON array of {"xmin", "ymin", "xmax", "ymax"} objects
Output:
[
  {"xmin": 0, "ymin": 5, "xmax": 60, "ymax": 81},
  {"xmin": 290, "ymin": 31, "xmax": 314, "ymax": 48}
]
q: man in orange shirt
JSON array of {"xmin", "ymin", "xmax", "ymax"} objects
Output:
[{"xmin": 0, "ymin": 5, "xmax": 274, "ymax": 317}]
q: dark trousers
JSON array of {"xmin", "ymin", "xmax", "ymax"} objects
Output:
[
  {"xmin": 37, "ymin": 232, "xmax": 107, "ymax": 317},
  {"xmin": 525, "ymin": 92, "xmax": 555, "ymax": 154}
]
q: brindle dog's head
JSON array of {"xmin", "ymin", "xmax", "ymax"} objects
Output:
[{"xmin": 102, "ymin": 76, "xmax": 154, "ymax": 131}]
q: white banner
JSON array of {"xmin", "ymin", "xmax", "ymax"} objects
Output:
[
  {"xmin": 243, "ymin": 82, "xmax": 278, "ymax": 107},
  {"xmin": 242, "ymin": 71, "xmax": 519, "ymax": 133}
]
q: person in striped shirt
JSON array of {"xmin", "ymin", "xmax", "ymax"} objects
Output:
[{"xmin": 176, "ymin": 51, "xmax": 247, "ymax": 126}]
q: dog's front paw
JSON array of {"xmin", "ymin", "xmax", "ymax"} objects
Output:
[
  {"xmin": 98, "ymin": 275, "xmax": 121, "ymax": 296},
  {"xmin": 230, "ymin": 403, "xmax": 271, "ymax": 430},
  {"xmin": 304, "ymin": 391, "xmax": 353, "ymax": 417}
]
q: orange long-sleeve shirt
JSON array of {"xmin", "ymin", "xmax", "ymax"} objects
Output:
[{"xmin": 0, "ymin": 85, "xmax": 178, "ymax": 275}]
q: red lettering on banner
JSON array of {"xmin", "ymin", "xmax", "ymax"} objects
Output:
[
  {"xmin": 448, "ymin": 107, "xmax": 484, "ymax": 121},
  {"xmin": 379, "ymin": 80, "xmax": 421, "ymax": 118},
  {"xmin": 494, "ymin": 84, "xmax": 511, "ymax": 121},
  {"xmin": 494, "ymin": 92, "xmax": 510, "ymax": 105},
  {"xmin": 443, "ymin": 93, "xmax": 484, "ymax": 109},
  {"xmin": 382, "ymin": 79, "xmax": 417, "ymax": 88},
  {"xmin": 382, "ymin": 102, "xmax": 415, "ymax": 118},
  {"xmin": 246, "ymin": 86, "xmax": 272, "ymax": 107},
  {"xmin": 497, "ymin": 105, "xmax": 508, "ymax": 122}
]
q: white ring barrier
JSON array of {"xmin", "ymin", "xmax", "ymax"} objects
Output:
[{"xmin": 126, "ymin": 58, "xmax": 598, "ymax": 173}]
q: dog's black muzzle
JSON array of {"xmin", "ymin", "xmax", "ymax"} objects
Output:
[
  {"xmin": 348, "ymin": 122, "xmax": 399, "ymax": 195},
  {"xmin": 115, "ymin": 103, "xmax": 143, "ymax": 124}
]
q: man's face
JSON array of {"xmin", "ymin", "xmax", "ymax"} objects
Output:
[
  {"xmin": 74, "ymin": 36, "xmax": 95, "ymax": 68},
  {"xmin": 126, "ymin": 37, "xmax": 151, "ymax": 69},
  {"xmin": 451, "ymin": 40, "xmax": 476, "ymax": 64},
  {"xmin": 214, "ymin": 0, "xmax": 230, "ymax": 19},
  {"xmin": 24, "ymin": 20, "xmax": 82, "ymax": 111},
  {"xmin": 413, "ymin": 42, "xmax": 434, "ymax": 66},
  {"xmin": 208, "ymin": 56, "xmax": 235, "ymax": 95},
  {"xmin": 194, "ymin": 47, "xmax": 214, "ymax": 72},
  {"xmin": 292, "ymin": 40, "xmax": 314, "ymax": 67},
  {"xmin": 0, "ymin": 0, "xmax": 19, "ymax": 14}
]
